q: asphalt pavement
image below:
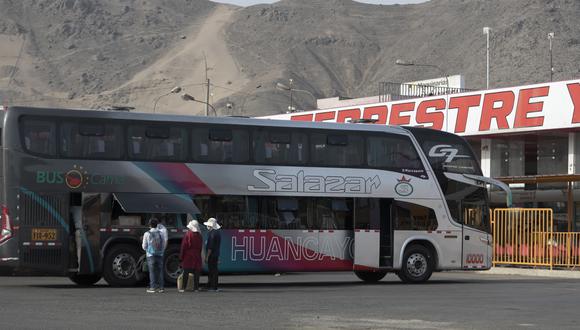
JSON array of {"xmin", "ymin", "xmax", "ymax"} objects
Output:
[{"xmin": 1, "ymin": 271, "xmax": 578, "ymax": 329}]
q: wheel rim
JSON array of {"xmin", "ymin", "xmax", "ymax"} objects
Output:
[
  {"xmin": 165, "ymin": 253, "xmax": 182, "ymax": 280},
  {"xmin": 406, "ymin": 252, "xmax": 427, "ymax": 277},
  {"xmin": 112, "ymin": 253, "xmax": 136, "ymax": 280}
]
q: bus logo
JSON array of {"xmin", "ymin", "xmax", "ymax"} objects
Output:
[
  {"xmin": 248, "ymin": 169, "xmax": 381, "ymax": 194},
  {"xmin": 65, "ymin": 169, "xmax": 85, "ymax": 189},
  {"xmin": 428, "ymin": 144, "xmax": 469, "ymax": 163},
  {"xmin": 394, "ymin": 176, "xmax": 413, "ymax": 196}
]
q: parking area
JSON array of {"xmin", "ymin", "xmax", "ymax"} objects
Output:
[{"xmin": 1, "ymin": 271, "xmax": 579, "ymax": 329}]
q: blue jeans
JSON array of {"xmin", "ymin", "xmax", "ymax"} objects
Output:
[{"xmin": 147, "ymin": 255, "xmax": 164, "ymax": 289}]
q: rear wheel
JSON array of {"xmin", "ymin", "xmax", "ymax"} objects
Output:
[
  {"xmin": 103, "ymin": 244, "xmax": 141, "ymax": 287},
  {"xmin": 397, "ymin": 244, "xmax": 434, "ymax": 284},
  {"xmin": 354, "ymin": 270, "xmax": 387, "ymax": 283},
  {"xmin": 163, "ymin": 245, "xmax": 182, "ymax": 286},
  {"xmin": 68, "ymin": 273, "xmax": 102, "ymax": 286}
]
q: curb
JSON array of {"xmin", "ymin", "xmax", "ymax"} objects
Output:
[{"xmin": 476, "ymin": 267, "xmax": 580, "ymax": 279}]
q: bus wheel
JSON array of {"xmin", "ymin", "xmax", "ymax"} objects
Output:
[
  {"xmin": 68, "ymin": 273, "xmax": 102, "ymax": 286},
  {"xmin": 103, "ymin": 244, "xmax": 140, "ymax": 287},
  {"xmin": 354, "ymin": 270, "xmax": 387, "ymax": 283},
  {"xmin": 163, "ymin": 245, "xmax": 182, "ymax": 286},
  {"xmin": 397, "ymin": 244, "xmax": 434, "ymax": 284}
]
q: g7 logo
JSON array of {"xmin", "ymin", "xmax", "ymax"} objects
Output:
[{"xmin": 428, "ymin": 144, "xmax": 469, "ymax": 163}]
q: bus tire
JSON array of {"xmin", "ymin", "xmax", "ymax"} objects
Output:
[
  {"xmin": 68, "ymin": 273, "xmax": 102, "ymax": 286},
  {"xmin": 103, "ymin": 244, "xmax": 140, "ymax": 287},
  {"xmin": 397, "ymin": 244, "xmax": 434, "ymax": 284},
  {"xmin": 163, "ymin": 245, "xmax": 182, "ymax": 286},
  {"xmin": 354, "ymin": 270, "xmax": 387, "ymax": 283}
]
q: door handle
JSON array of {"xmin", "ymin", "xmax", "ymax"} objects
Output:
[{"xmin": 465, "ymin": 235, "xmax": 470, "ymax": 240}]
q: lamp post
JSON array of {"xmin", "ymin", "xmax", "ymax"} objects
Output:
[
  {"xmin": 548, "ymin": 32, "xmax": 555, "ymax": 82},
  {"xmin": 395, "ymin": 59, "xmax": 449, "ymax": 92},
  {"xmin": 153, "ymin": 86, "xmax": 182, "ymax": 113},
  {"xmin": 181, "ymin": 93, "xmax": 217, "ymax": 116},
  {"xmin": 395, "ymin": 59, "xmax": 450, "ymax": 130},
  {"xmin": 483, "ymin": 27, "xmax": 491, "ymax": 89},
  {"xmin": 275, "ymin": 80, "xmax": 317, "ymax": 113}
]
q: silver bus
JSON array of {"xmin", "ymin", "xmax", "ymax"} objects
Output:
[{"xmin": 0, "ymin": 106, "xmax": 502, "ymax": 286}]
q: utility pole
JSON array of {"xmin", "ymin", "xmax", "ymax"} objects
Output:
[
  {"xmin": 483, "ymin": 27, "xmax": 491, "ymax": 89},
  {"xmin": 548, "ymin": 32, "xmax": 555, "ymax": 82},
  {"xmin": 289, "ymin": 78, "xmax": 294, "ymax": 113},
  {"xmin": 203, "ymin": 52, "xmax": 211, "ymax": 116}
]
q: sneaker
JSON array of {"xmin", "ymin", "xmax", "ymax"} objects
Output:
[
  {"xmin": 157, "ymin": 289, "xmax": 165, "ymax": 293},
  {"xmin": 146, "ymin": 288, "xmax": 156, "ymax": 293},
  {"xmin": 193, "ymin": 289, "xmax": 199, "ymax": 292},
  {"xmin": 178, "ymin": 289, "xmax": 185, "ymax": 293}
]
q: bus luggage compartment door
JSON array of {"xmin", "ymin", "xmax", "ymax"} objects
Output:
[{"xmin": 18, "ymin": 192, "xmax": 70, "ymax": 273}]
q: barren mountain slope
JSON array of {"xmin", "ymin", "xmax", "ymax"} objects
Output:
[
  {"xmin": 0, "ymin": 0, "xmax": 578, "ymax": 117},
  {"xmin": 0, "ymin": 0, "xmax": 217, "ymax": 109},
  {"xmin": 226, "ymin": 0, "xmax": 580, "ymax": 116}
]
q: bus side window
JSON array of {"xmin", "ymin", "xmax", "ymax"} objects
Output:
[
  {"xmin": 311, "ymin": 133, "xmax": 363, "ymax": 167},
  {"xmin": 393, "ymin": 201, "xmax": 438, "ymax": 231},
  {"xmin": 355, "ymin": 198, "xmax": 381, "ymax": 230},
  {"xmin": 21, "ymin": 119, "xmax": 56, "ymax": 156},
  {"xmin": 193, "ymin": 127, "xmax": 249, "ymax": 163}
]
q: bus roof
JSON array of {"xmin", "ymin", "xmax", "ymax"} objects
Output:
[{"xmin": 6, "ymin": 105, "xmax": 411, "ymax": 135}]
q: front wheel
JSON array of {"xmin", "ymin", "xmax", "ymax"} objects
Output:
[
  {"xmin": 354, "ymin": 270, "xmax": 387, "ymax": 283},
  {"xmin": 68, "ymin": 273, "xmax": 102, "ymax": 286},
  {"xmin": 397, "ymin": 244, "xmax": 434, "ymax": 284},
  {"xmin": 103, "ymin": 244, "xmax": 141, "ymax": 287}
]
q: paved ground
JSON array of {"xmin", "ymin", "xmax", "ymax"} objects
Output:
[{"xmin": 1, "ymin": 272, "xmax": 579, "ymax": 329}]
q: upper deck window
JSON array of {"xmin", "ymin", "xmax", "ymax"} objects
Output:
[
  {"xmin": 21, "ymin": 119, "xmax": 56, "ymax": 156},
  {"xmin": 128, "ymin": 125, "xmax": 187, "ymax": 161},
  {"xmin": 61, "ymin": 122, "xmax": 123, "ymax": 159},
  {"xmin": 367, "ymin": 135, "xmax": 423, "ymax": 171},
  {"xmin": 192, "ymin": 127, "xmax": 249, "ymax": 163},
  {"xmin": 253, "ymin": 130, "xmax": 308, "ymax": 164},
  {"xmin": 310, "ymin": 133, "xmax": 363, "ymax": 166}
]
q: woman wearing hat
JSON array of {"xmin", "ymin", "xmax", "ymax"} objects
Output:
[
  {"xmin": 204, "ymin": 217, "xmax": 221, "ymax": 292},
  {"xmin": 179, "ymin": 220, "xmax": 203, "ymax": 292}
]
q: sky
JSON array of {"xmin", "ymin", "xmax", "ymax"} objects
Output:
[{"xmin": 211, "ymin": 0, "xmax": 428, "ymax": 6}]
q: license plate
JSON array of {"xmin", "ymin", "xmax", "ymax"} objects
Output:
[{"xmin": 31, "ymin": 228, "xmax": 57, "ymax": 241}]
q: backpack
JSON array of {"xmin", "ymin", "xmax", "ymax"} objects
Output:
[{"xmin": 148, "ymin": 230, "xmax": 163, "ymax": 256}]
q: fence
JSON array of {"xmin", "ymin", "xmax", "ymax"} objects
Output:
[{"xmin": 491, "ymin": 208, "xmax": 580, "ymax": 269}]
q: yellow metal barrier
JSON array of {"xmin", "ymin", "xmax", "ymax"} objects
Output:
[
  {"xmin": 491, "ymin": 208, "xmax": 554, "ymax": 268},
  {"xmin": 492, "ymin": 208, "xmax": 580, "ymax": 269}
]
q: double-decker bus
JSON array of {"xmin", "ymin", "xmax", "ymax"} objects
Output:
[{"xmin": 0, "ymin": 106, "xmax": 506, "ymax": 286}]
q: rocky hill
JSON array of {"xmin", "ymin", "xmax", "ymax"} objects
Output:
[{"xmin": 0, "ymin": 0, "xmax": 578, "ymax": 117}]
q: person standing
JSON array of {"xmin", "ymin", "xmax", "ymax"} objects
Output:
[
  {"xmin": 142, "ymin": 218, "xmax": 165, "ymax": 293},
  {"xmin": 204, "ymin": 217, "xmax": 222, "ymax": 292},
  {"xmin": 179, "ymin": 220, "xmax": 203, "ymax": 292}
]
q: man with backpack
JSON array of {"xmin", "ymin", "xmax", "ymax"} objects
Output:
[{"xmin": 142, "ymin": 217, "xmax": 166, "ymax": 293}]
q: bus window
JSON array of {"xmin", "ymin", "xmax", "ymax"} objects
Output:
[
  {"xmin": 355, "ymin": 198, "xmax": 381, "ymax": 230},
  {"xmin": 367, "ymin": 135, "xmax": 423, "ymax": 171},
  {"xmin": 192, "ymin": 127, "xmax": 249, "ymax": 163},
  {"xmin": 393, "ymin": 201, "xmax": 438, "ymax": 231},
  {"xmin": 128, "ymin": 125, "xmax": 187, "ymax": 161},
  {"xmin": 21, "ymin": 118, "xmax": 56, "ymax": 156},
  {"xmin": 60, "ymin": 122, "xmax": 123, "ymax": 159},
  {"xmin": 310, "ymin": 133, "xmax": 363, "ymax": 166},
  {"xmin": 253, "ymin": 130, "xmax": 308, "ymax": 164}
]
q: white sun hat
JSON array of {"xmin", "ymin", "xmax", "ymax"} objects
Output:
[
  {"xmin": 187, "ymin": 220, "xmax": 200, "ymax": 232},
  {"xmin": 203, "ymin": 217, "xmax": 221, "ymax": 230}
]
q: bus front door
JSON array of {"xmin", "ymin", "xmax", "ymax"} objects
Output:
[
  {"xmin": 462, "ymin": 207, "xmax": 491, "ymax": 270},
  {"xmin": 18, "ymin": 192, "xmax": 70, "ymax": 274},
  {"xmin": 354, "ymin": 199, "xmax": 392, "ymax": 270}
]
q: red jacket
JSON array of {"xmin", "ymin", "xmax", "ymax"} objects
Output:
[{"xmin": 180, "ymin": 231, "xmax": 202, "ymax": 271}]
